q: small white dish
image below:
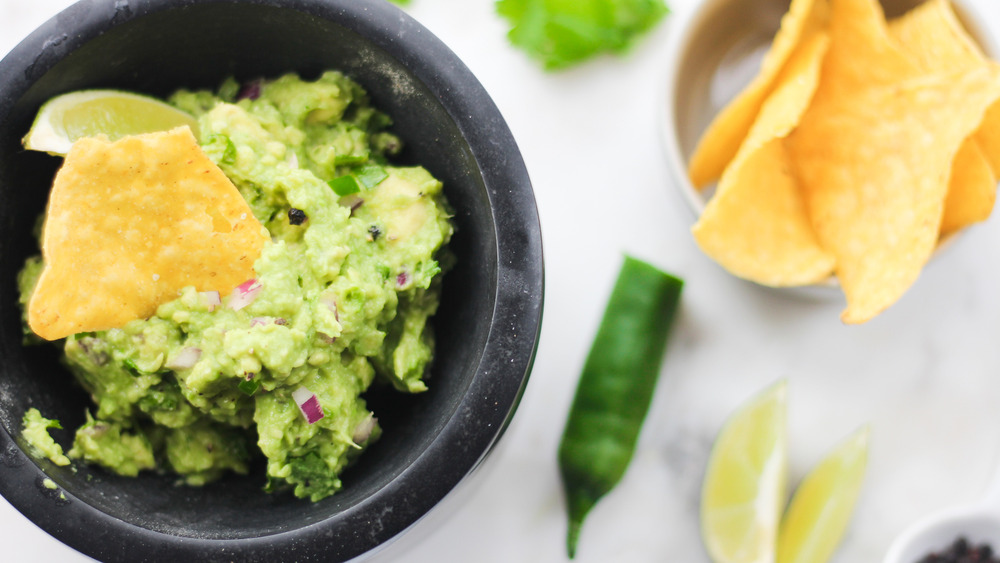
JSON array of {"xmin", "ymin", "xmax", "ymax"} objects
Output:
[{"xmin": 882, "ymin": 466, "xmax": 1000, "ymax": 563}]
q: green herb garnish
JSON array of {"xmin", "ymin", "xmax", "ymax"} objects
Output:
[
  {"xmin": 222, "ymin": 137, "xmax": 237, "ymax": 165},
  {"xmin": 496, "ymin": 0, "xmax": 669, "ymax": 70}
]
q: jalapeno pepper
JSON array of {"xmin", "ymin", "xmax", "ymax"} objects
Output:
[{"xmin": 558, "ymin": 255, "xmax": 684, "ymax": 558}]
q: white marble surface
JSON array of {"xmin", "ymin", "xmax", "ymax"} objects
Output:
[{"xmin": 5, "ymin": 0, "xmax": 1000, "ymax": 561}]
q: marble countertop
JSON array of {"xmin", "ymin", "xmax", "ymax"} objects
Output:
[{"xmin": 4, "ymin": 0, "xmax": 1000, "ymax": 561}]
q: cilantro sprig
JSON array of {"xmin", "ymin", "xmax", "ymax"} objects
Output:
[{"xmin": 497, "ymin": 0, "xmax": 669, "ymax": 70}]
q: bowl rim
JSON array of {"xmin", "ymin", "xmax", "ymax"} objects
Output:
[
  {"xmin": 0, "ymin": 0, "xmax": 544, "ymax": 560},
  {"xmin": 658, "ymin": 0, "xmax": 996, "ymax": 293}
]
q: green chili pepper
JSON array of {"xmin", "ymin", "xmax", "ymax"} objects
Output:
[
  {"xmin": 238, "ymin": 378, "xmax": 260, "ymax": 396},
  {"xmin": 354, "ymin": 164, "xmax": 389, "ymax": 188},
  {"xmin": 328, "ymin": 175, "xmax": 362, "ymax": 196},
  {"xmin": 558, "ymin": 255, "xmax": 683, "ymax": 558}
]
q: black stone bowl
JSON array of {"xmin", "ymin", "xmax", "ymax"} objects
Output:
[{"xmin": 0, "ymin": 0, "xmax": 543, "ymax": 561}]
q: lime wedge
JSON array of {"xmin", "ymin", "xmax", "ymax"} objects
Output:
[
  {"xmin": 777, "ymin": 427, "xmax": 869, "ymax": 563},
  {"xmin": 23, "ymin": 90, "xmax": 199, "ymax": 155},
  {"xmin": 701, "ymin": 381, "xmax": 788, "ymax": 563}
]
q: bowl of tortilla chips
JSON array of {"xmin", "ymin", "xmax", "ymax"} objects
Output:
[
  {"xmin": 662, "ymin": 0, "xmax": 1000, "ymax": 323},
  {"xmin": 0, "ymin": 0, "xmax": 542, "ymax": 561}
]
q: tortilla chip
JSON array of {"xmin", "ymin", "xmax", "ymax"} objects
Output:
[
  {"xmin": 786, "ymin": 0, "xmax": 1000, "ymax": 324},
  {"xmin": 975, "ymin": 102, "xmax": 1000, "ymax": 174},
  {"xmin": 941, "ymin": 139, "xmax": 996, "ymax": 235},
  {"xmin": 888, "ymin": 0, "xmax": 1000, "ymax": 174},
  {"xmin": 687, "ymin": 0, "xmax": 829, "ymax": 188},
  {"xmin": 889, "ymin": 0, "xmax": 999, "ymax": 232},
  {"xmin": 889, "ymin": 0, "xmax": 985, "ymax": 69},
  {"xmin": 693, "ymin": 31, "xmax": 834, "ymax": 285},
  {"xmin": 28, "ymin": 126, "xmax": 267, "ymax": 340}
]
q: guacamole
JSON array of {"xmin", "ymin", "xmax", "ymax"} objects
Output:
[
  {"xmin": 21, "ymin": 408, "xmax": 70, "ymax": 467},
  {"xmin": 19, "ymin": 72, "xmax": 453, "ymax": 501}
]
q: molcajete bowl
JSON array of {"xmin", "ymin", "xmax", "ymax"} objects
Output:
[{"xmin": 0, "ymin": 0, "xmax": 543, "ymax": 561}]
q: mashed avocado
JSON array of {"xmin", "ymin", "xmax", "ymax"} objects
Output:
[
  {"xmin": 19, "ymin": 72, "xmax": 453, "ymax": 501},
  {"xmin": 21, "ymin": 408, "xmax": 70, "ymax": 467}
]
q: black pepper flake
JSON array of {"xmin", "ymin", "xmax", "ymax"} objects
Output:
[
  {"xmin": 288, "ymin": 208, "xmax": 307, "ymax": 225},
  {"xmin": 368, "ymin": 224, "xmax": 382, "ymax": 241}
]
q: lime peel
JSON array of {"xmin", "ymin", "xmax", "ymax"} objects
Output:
[
  {"xmin": 701, "ymin": 380, "xmax": 789, "ymax": 563},
  {"xmin": 776, "ymin": 426, "xmax": 870, "ymax": 563},
  {"xmin": 701, "ymin": 381, "xmax": 870, "ymax": 563},
  {"xmin": 23, "ymin": 89, "xmax": 199, "ymax": 155}
]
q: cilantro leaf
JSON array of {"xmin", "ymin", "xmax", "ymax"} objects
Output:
[{"xmin": 496, "ymin": 0, "xmax": 669, "ymax": 70}]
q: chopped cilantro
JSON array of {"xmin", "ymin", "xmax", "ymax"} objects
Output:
[
  {"xmin": 123, "ymin": 358, "xmax": 142, "ymax": 376},
  {"xmin": 496, "ymin": 0, "xmax": 669, "ymax": 70},
  {"xmin": 208, "ymin": 134, "xmax": 238, "ymax": 165},
  {"xmin": 221, "ymin": 137, "xmax": 237, "ymax": 164}
]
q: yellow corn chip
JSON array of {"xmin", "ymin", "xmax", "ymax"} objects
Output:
[
  {"xmin": 941, "ymin": 139, "xmax": 996, "ymax": 234},
  {"xmin": 890, "ymin": 0, "xmax": 985, "ymax": 68},
  {"xmin": 28, "ymin": 126, "xmax": 267, "ymax": 340},
  {"xmin": 693, "ymin": 31, "xmax": 834, "ymax": 286},
  {"xmin": 975, "ymin": 102, "xmax": 1000, "ymax": 174},
  {"xmin": 889, "ymin": 0, "xmax": 1000, "ymax": 174},
  {"xmin": 687, "ymin": 0, "xmax": 829, "ymax": 188},
  {"xmin": 889, "ymin": 0, "xmax": 999, "ymax": 233},
  {"xmin": 787, "ymin": 0, "xmax": 1000, "ymax": 324}
]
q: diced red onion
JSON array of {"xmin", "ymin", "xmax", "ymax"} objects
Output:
[
  {"xmin": 315, "ymin": 297, "xmax": 338, "ymax": 342},
  {"xmin": 228, "ymin": 279, "xmax": 263, "ymax": 311},
  {"xmin": 396, "ymin": 271, "xmax": 410, "ymax": 288},
  {"xmin": 200, "ymin": 290, "xmax": 221, "ymax": 312},
  {"xmin": 85, "ymin": 423, "xmax": 110, "ymax": 438},
  {"xmin": 292, "ymin": 386, "xmax": 324, "ymax": 424},
  {"xmin": 77, "ymin": 337, "xmax": 110, "ymax": 366},
  {"xmin": 319, "ymin": 296, "xmax": 339, "ymax": 322},
  {"xmin": 352, "ymin": 414, "xmax": 377, "ymax": 444},
  {"xmin": 248, "ymin": 316, "xmax": 287, "ymax": 328},
  {"xmin": 338, "ymin": 194, "xmax": 364, "ymax": 215},
  {"xmin": 236, "ymin": 79, "xmax": 263, "ymax": 101},
  {"xmin": 165, "ymin": 347, "xmax": 201, "ymax": 369}
]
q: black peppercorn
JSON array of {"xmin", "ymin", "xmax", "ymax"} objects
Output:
[
  {"xmin": 916, "ymin": 537, "xmax": 1000, "ymax": 563},
  {"xmin": 288, "ymin": 208, "xmax": 307, "ymax": 225}
]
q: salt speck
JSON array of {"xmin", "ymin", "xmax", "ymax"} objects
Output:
[{"xmin": 152, "ymin": 274, "xmax": 160, "ymax": 281}]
